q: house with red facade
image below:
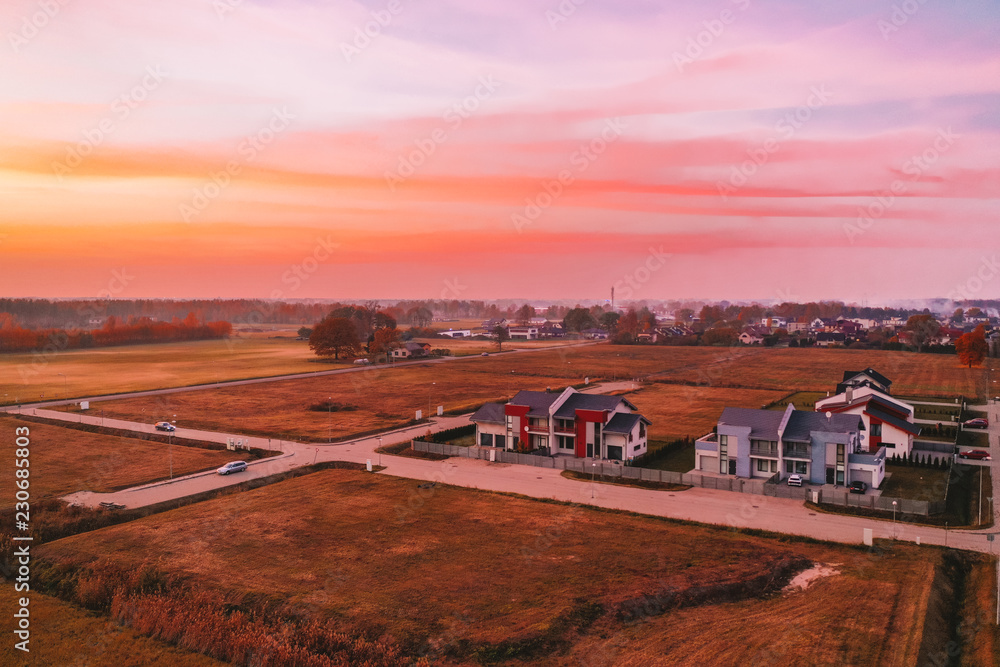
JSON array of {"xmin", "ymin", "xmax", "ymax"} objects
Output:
[
  {"xmin": 471, "ymin": 387, "xmax": 650, "ymax": 461},
  {"xmin": 815, "ymin": 383, "xmax": 920, "ymax": 457}
]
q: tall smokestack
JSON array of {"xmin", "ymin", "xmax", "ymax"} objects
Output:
[{"xmin": 611, "ymin": 286, "xmax": 615, "ymax": 311}]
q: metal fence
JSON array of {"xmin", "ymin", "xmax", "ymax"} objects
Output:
[{"xmin": 411, "ymin": 440, "xmax": 945, "ymax": 516}]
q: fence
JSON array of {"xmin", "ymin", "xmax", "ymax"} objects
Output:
[{"xmin": 411, "ymin": 440, "xmax": 945, "ymax": 516}]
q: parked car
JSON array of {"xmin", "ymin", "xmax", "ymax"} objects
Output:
[
  {"xmin": 154, "ymin": 421, "xmax": 175, "ymax": 432},
  {"xmin": 353, "ymin": 358, "xmax": 371, "ymax": 365},
  {"xmin": 787, "ymin": 474, "xmax": 802, "ymax": 487},
  {"xmin": 217, "ymin": 461, "xmax": 248, "ymax": 475},
  {"xmin": 958, "ymin": 450, "xmax": 992, "ymax": 461},
  {"xmin": 963, "ymin": 417, "xmax": 989, "ymax": 429},
  {"xmin": 848, "ymin": 480, "xmax": 868, "ymax": 494}
]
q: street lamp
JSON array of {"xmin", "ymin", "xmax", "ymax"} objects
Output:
[
  {"xmin": 328, "ymin": 396, "xmax": 333, "ymax": 443},
  {"xmin": 378, "ymin": 436, "xmax": 382, "ymax": 466},
  {"xmin": 591, "ymin": 462, "xmax": 597, "ymax": 499},
  {"xmin": 170, "ymin": 415, "xmax": 177, "ymax": 479},
  {"xmin": 428, "ymin": 382, "xmax": 436, "ymax": 418},
  {"xmin": 892, "ymin": 500, "xmax": 897, "ymax": 539}
]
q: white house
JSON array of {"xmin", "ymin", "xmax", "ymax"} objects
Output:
[
  {"xmin": 815, "ymin": 385, "xmax": 920, "ymax": 457},
  {"xmin": 508, "ymin": 326, "xmax": 540, "ymax": 340},
  {"xmin": 439, "ymin": 329, "xmax": 472, "ymax": 338},
  {"xmin": 471, "ymin": 387, "xmax": 650, "ymax": 461}
]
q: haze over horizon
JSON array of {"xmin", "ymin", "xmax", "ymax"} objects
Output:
[{"xmin": 2, "ymin": 0, "xmax": 998, "ymax": 303}]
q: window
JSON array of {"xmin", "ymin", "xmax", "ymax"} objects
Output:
[
  {"xmin": 770, "ymin": 460, "xmax": 778, "ymax": 473},
  {"xmin": 558, "ymin": 435, "xmax": 574, "ymax": 451},
  {"xmin": 639, "ymin": 422, "xmax": 646, "ymax": 438},
  {"xmin": 757, "ymin": 459, "xmax": 768, "ymax": 472},
  {"xmin": 870, "ymin": 423, "xmax": 882, "ymax": 437},
  {"xmin": 785, "ymin": 461, "xmax": 794, "ymax": 474},
  {"xmin": 719, "ymin": 435, "xmax": 729, "ymax": 474},
  {"xmin": 480, "ymin": 433, "xmax": 492, "ymax": 447},
  {"xmin": 555, "ymin": 418, "xmax": 574, "ymax": 432},
  {"xmin": 795, "ymin": 461, "xmax": 808, "ymax": 474}
]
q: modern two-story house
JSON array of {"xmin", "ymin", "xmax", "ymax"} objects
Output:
[
  {"xmin": 471, "ymin": 387, "xmax": 650, "ymax": 461},
  {"xmin": 695, "ymin": 404, "xmax": 886, "ymax": 488},
  {"xmin": 815, "ymin": 385, "xmax": 919, "ymax": 457}
]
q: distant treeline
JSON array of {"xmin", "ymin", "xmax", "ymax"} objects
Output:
[{"xmin": 0, "ymin": 313, "xmax": 232, "ymax": 354}]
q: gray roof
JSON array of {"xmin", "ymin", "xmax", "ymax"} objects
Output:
[
  {"xmin": 471, "ymin": 402, "xmax": 506, "ymax": 424},
  {"xmin": 784, "ymin": 411, "xmax": 862, "ymax": 441},
  {"xmin": 719, "ymin": 407, "xmax": 784, "ymax": 439},
  {"xmin": 603, "ymin": 412, "xmax": 650, "ymax": 434},
  {"xmin": 842, "ymin": 368, "xmax": 891, "ymax": 387},
  {"xmin": 719, "ymin": 407, "xmax": 861, "ymax": 441},
  {"xmin": 509, "ymin": 390, "xmax": 560, "ymax": 417},
  {"xmin": 553, "ymin": 393, "xmax": 636, "ymax": 419}
]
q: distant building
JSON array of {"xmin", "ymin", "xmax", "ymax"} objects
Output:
[{"xmin": 439, "ymin": 329, "xmax": 472, "ymax": 338}]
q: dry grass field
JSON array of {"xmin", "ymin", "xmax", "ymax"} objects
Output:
[
  {"xmin": 621, "ymin": 384, "xmax": 787, "ymax": 441},
  {"xmin": 55, "ymin": 363, "xmax": 579, "ymax": 442},
  {"xmin": 0, "ymin": 416, "xmax": 236, "ymax": 509},
  {"xmin": 34, "ymin": 469, "xmax": 975, "ymax": 666},
  {"xmin": 0, "ymin": 335, "xmax": 351, "ymax": 405},
  {"xmin": 0, "ymin": 585, "xmax": 225, "ymax": 667},
  {"xmin": 414, "ymin": 336, "xmax": 583, "ymax": 356}
]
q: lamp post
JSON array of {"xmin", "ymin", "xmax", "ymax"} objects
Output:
[
  {"xmin": 591, "ymin": 462, "xmax": 597, "ymax": 499},
  {"xmin": 428, "ymin": 382, "xmax": 436, "ymax": 418},
  {"xmin": 328, "ymin": 396, "xmax": 333, "ymax": 443},
  {"xmin": 170, "ymin": 415, "xmax": 176, "ymax": 479},
  {"xmin": 892, "ymin": 500, "xmax": 897, "ymax": 539},
  {"xmin": 978, "ymin": 468, "xmax": 983, "ymax": 526},
  {"xmin": 378, "ymin": 437, "xmax": 382, "ymax": 466}
]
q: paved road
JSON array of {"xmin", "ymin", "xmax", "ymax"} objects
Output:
[
  {"xmin": 0, "ymin": 341, "xmax": 600, "ymax": 411},
  {"xmin": 16, "ymin": 384, "xmax": 1000, "ymax": 557}
]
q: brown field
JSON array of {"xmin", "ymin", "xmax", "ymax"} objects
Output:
[
  {"xmin": 0, "ymin": 335, "xmax": 353, "ymax": 405},
  {"xmin": 649, "ymin": 347, "xmax": 988, "ymax": 399},
  {"xmin": 414, "ymin": 336, "xmax": 583, "ymax": 356},
  {"xmin": 0, "ymin": 585, "xmax": 225, "ymax": 667},
  {"xmin": 34, "ymin": 469, "xmax": 967, "ymax": 666},
  {"xmin": 56, "ymin": 363, "xmax": 579, "ymax": 442},
  {"xmin": 0, "ymin": 416, "xmax": 237, "ymax": 509},
  {"xmin": 621, "ymin": 383, "xmax": 787, "ymax": 441}
]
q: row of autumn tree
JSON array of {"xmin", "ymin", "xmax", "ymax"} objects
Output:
[{"xmin": 0, "ymin": 312, "xmax": 232, "ymax": 353}]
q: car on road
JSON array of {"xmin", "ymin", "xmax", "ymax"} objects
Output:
[
  {"xmin": 958, "ymin": 450, "xmax": 992, "ymax": 461},
  {"xmin": 848, "ymin": 480, "xmax": 867, "ymax": 494},
  {"xmin": 217, "ymin": 461, "xmax": 248, "ymax": 475},
  {"xmin": 353, "ymin": 358, "xmax": 371, "ymax": 365},
  {"xmin": 481, "ymin": 352, "xmax": 489, "ymax": 356},
  {"xmin": 786, "ymin": 474, "xmax": 802, "ymax": 487},
  {"xmin": 154, "ymin": 421, "xmax": 175, "ymax": 432},
  {"xmin": 963, "ymin": 417, "xmax": 989, "ymax": 429}
]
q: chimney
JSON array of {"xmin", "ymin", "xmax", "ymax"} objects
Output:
[{"xmin": 845, "ymin": 386, "xmax": 853, "ymax": 403}]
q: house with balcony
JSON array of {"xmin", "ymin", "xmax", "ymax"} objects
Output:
[
  {"xmin": 695, "ymin": 404, "xmax": 885, "ymax": 488},
  {"xmin": 470, "ymin": 387, "xmax": 650, "ymax": 461},
  {"xmin": 815, "ymin": 385, "xmax": 919, "ymax": 457}
]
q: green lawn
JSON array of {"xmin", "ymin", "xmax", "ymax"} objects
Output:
[
  {"xmin": 958, "ymin": 430, "xmax": 990, "ymax": 449},
  {"xmin": 644, "ymin": 440, "xmax": 696, "ymax": 472}
]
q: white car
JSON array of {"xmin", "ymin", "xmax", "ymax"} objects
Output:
[
  {"xmin": 154, "ymin": 421, "xmax": 175, "ymax": 432},
  {"xmin": 787, "ymin": 474, "xmax": 803, "ymax": 487},
  {"xmin": 217, "ymin": 461, "xmax": 248, "ymax": 475}
]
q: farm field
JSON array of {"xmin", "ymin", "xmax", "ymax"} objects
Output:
[
  {"xmin": 0, "ymin": 416, "xmax": 237, "ymax": 509},
  {"xmin": 33, "ymin": 468, "xmax": 973, "ymax": 666},
  {"xmin": 0, "ymin": 585, "xmax": 225, "ymax": 666},
  {"xmin": 55, "ymin": 363, "xmax": 580, "ymax": 442},
  {"xmin": 622, "ymin": 383, "xmax": 787, "ymax": 442},
  {"xmin": 0, "ymin": 335, "xmax": 352, "ymax": 405},
  {"xmin": 413, "ymin": 336, "xmax": 584, "ymax": 356}
]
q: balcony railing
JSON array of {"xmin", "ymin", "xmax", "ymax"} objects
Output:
[
  {"xmin": 750, "ymin": 446, "xmax": 779, "ymax": 458},
  {"xmin": 783, "ymin": 447, "xmax": 811, "ymax": 459},
  {"xmin": 554, "ymin": 425, "xmax": 575, "ymax": 434}
]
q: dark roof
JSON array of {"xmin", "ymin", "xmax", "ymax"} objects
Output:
[
  {"xmin": 508, "ymin": 390, "xmax": 560, "ymax": 417},
  {"xmin": 816, "ymin": 332, "xmax": 846, "ymax": 341},
  {"xmin": 553, "ymin": 393, "xmax": 636, "ymax": 419},
  {"xmin": 784, "ymin": 411, "xmax": 863, "ymax": 441},
  {"xmin": 603, "ymin": 412, "xmax": 651, "ymax": 434},
  {"xmin": 842, "ymin": 368, "xmax": 891, "ymax": 388},
  {"xmin": 866, "ymin": 405, "xmax": 921, "ymax": 436},
  {"xmin": 471, "ymin": 402, "xmax": 506, "ymax": 424},
  {"xmin": 720, "ymin": 407, "xmax": 861, "ymax": 441},
  {"xmin": 719, "ymin": 407, "xmax": 783, "ymax": 439}
]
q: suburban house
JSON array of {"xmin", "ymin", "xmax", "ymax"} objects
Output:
[
  {"xmin": 815, "ymin": 385, "xmax": 919, "ymax": 457},
  {"xmin": 581, "ymin": 328, "xmax": 609, "ymax": 340},
  {"xmin": 471, "ymin": 387, "xmax": 651, "ymax": 461},
  {"xmin": 481, "ymin": 318, "xmax": 508, "ymax": 330},
  {"xmin": 539, "ymin": 322, "xmax": 565, "ymax": 338},
  {"xmin": 509, "ymin": 326, "xmax": 540, "ymax": 340},
  {"xmin": 835, "ymin": 368, "xmax": 892, "ymax": 395},
  {"xmin": 439, "ymin": 329, "xmax": 472, "ymax": 338},
  {"xmin": 695, "ymin": 404, "xmax": 885, "ymax": 488},
  {"xmin": 391, "ymin": 341, "xmax": 431, "ymax": 358},
  {"xmin": 815, "ymin": 332, "xmax": 847, "ymax": 347},
  {"xmin": 738, "ymin": 325, "xmax": 770, "ymax": 345}
]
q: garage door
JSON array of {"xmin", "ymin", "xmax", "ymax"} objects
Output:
[
  {"xmin": 853, "ymin": 469, "xmax": 874, "ymax": 487},
  {"xmin": 699, "ymin": 455, "xmax": 718, "ymax": 472}
]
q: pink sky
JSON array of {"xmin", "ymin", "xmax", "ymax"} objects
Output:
[{"xmin": 1, "ymin": 0, "xmax": 998, "ymax": 303}]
